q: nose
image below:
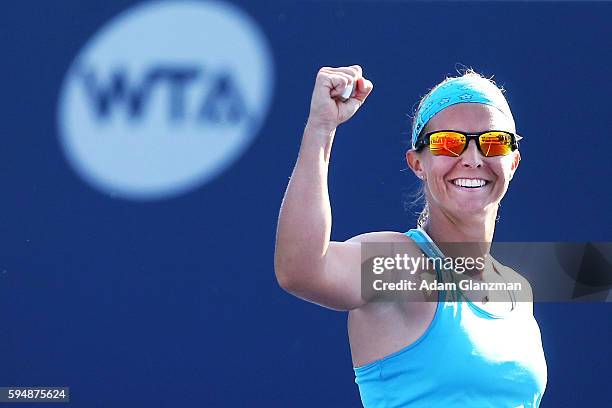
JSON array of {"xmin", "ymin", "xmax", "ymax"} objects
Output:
[{"xmin": 460, "ymin": 139, "xmax": 483, "ymax": 168}]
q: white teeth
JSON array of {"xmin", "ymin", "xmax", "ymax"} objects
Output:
[{"xmin": 453, "ymin": 178, "xmax": 487, "ymax": 188}]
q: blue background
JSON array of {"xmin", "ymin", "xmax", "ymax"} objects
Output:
[{"xmin": 1, "ymin": 0, "xmax": 610, "ymax": 406}]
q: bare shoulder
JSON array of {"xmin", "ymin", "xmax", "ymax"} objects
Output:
[
  {"xmin": 344, "ymin": 231, "xmax": 424, "ymax": 261},
  {"xmin": 346, "ymin": 230, "xmax": 429, "ymax": 311},
  {"xmin": 345, "ymin": 230, "xmax": 415, "ymax": 243}
]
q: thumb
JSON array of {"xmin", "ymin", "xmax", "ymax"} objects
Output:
[
  {"xmin": 343, "ymin": 77, "xmax": 373, "ymax": 112},
  {"xmin": 354, "ymin": 77, "xmax": 374, "ymax": 101}
]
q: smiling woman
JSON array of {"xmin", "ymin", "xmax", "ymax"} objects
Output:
[
  {"xmin": 274, "ymin": 66, "xmax": 547, "ymax": 407},
  {"xmin": 410, "ymin": 103, "xmax": 521, "ymax": 228},
  {"xmin": 409, "ymin": 71, "xmax": 522, "ymax": 231}
]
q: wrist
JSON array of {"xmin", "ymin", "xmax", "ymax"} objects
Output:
[
  {"xmin": 304, "ymin": 120, "xmax": 337, "ymax": 138},
  {"xmin": 301, "ymin": 122, "xmax": 337, "ymax": 163}
]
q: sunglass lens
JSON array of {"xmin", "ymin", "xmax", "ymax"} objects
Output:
[
  {"xmin": 429, "ymin": 132, "xmax": 466, "ymax": 157},
  {"xmin": 479, "ymin": 132, "xmax": 513, "ymax": 157}
]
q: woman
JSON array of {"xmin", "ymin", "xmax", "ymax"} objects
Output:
[{"xmin": 274, "ymin": 65, "xmax": 547, "ymax": 407}]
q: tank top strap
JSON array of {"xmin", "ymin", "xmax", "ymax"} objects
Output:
[
  {"xmin": 405, "ymin": 228, "xmax": 445, "ymax": 260},
  {"xmin": 405, "ymin": 228, "xmax": 458, "ymax": 302}
]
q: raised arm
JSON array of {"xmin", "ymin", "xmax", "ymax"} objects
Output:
[{"xmin": 273, "ymin": 65, "xmax": 374, "ymax": 311}]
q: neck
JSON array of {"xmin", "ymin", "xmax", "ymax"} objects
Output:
[
  {"xmin": 421, "ymin": 204, "xmax": 498, "ymax": 279},
  {"xmin": 423, "ymin": 204, "xmax": 497, "ymax": 243}
]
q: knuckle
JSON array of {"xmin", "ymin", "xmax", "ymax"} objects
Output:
[
  {"xmin": 332, "ymin": 75, "xmax": 348, "ymax": 86},
  {"xmin": 316, "ymin": 73, "xmax": 331, "ymax": 85},
  {"xmin": 317, "ymin": 67, "xmax": 330, "ymax": 78}
]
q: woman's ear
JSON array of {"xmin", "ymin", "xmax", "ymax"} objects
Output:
[
  {"xmin": 509, "ymin": 150, "xmax": 521, "ymax": 180},
  {"xmin": 406, "ymin": 149, "xmax": 426, "ymax": 180}
]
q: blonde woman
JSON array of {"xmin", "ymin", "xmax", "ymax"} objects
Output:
[{"xmin": 274, "ymin": 65, "xmax": 547, "ymax": 407}]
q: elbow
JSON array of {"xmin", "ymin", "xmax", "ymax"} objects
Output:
[
  {"xmin": 274, "ymin": 253, "xmax": 318, "ymax": 295},
  {"xmin": 274, "ymin": 255, "xmax": 301, "ymax": 293},
  {"xmin": 276, "ymin": 270, "xmax": 298, "ymax": 293}
]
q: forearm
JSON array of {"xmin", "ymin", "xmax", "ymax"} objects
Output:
[{"xmin": 274, "ymin": 123, "xmax": 336, "ymax": 288}]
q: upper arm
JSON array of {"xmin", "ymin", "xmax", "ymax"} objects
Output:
[{"xmin": 283, "ymin": 231, "xmax": 414, "ymax": 311}]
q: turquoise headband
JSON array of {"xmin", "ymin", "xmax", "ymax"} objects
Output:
[{"xmin": 412, "ymin": 75, "xmax": 514, "ymax": 148}]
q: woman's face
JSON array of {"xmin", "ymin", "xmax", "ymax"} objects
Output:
[{"xmin": 407, "ymin": 103, "xmax": 521, "ymax": 220}]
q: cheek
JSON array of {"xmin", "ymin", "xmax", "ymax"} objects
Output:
[
  {"xmin": 424, "ymin": 159, "xmax": 455, "ymax": 195},
  {"xmin": 425, "ymin": 157, "xmax": 455, "ymax": 180},
  {"xmin": 496, "ymin": 157, "xmax": 516, "ymax": 182},
  {"xmin": 486, "ymin": 159, "xmax": 514, "ymax": 198}
]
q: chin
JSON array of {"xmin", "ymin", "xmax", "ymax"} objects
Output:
[{"xmin": 449, "ymin": 200, "xmax": 496, "ymax": 218}]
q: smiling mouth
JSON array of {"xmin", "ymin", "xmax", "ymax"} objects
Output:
[{"xmin": 450, "ymin": 178, "xmax": 491, "ymax": 189}]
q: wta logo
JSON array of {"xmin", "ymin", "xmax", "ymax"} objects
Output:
[{"xmin": 58, "ymin": 1, "xmax": 274, "ymax": 200}]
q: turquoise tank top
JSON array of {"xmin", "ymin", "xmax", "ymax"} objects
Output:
[{"xmin": 353, "ymin": 228, "xmax": 548, "ymax": 407}]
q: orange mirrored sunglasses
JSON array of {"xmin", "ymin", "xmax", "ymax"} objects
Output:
[{"xmin": 414, "ymin": 130, "xmax": 522, "ymax": 157}]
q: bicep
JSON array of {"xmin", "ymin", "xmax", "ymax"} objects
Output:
[
  {"xmin": 285, "ymin": 231, "xmax": 415, "ymax": 311},
  {"xmin": 287, "ymin": 241, "xmax": 364, "ymax": 311}
]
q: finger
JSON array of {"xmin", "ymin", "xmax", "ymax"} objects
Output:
[
  {"xmin": 344, "ymin": 66, "xmax": 363, "ymax": 98},
  {"xmin": 326, "ymin": 72, "xmax": 355, "ymax": 98},
  {"xmin": 316, "ymin": 68, "xmax": 351, "ymax": 97},
  {"xmin": 354, "ymin": 77, "xmax": 374, "ymax": 101},
  {"xmin": 321, "ymin": 66, "xmax": 361, "ymax": 83},
  {"xmin": 327, "ymin": 75, "xmax": 351, "ymax": 99},
  {"xmin": 349, "ymin": 65, "xmax": 363, "ymax": 77},
  {"xmin": 321, "ymin": 65, "xmax": 361, "ymax": 76},
  {"xmin": 318, "ymin": 67, "xmax": 354, "ymax": 84}
]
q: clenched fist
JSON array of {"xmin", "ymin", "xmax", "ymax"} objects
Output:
[{"xmin": 306, "ymin": 65, "xmax": 374, "ymax": 132}]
